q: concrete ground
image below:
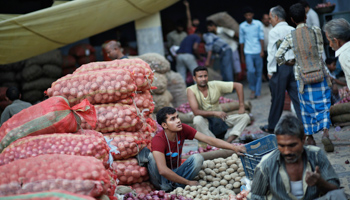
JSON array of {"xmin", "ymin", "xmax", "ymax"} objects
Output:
[{"xmin": 225, "ymin": 81, "xmax": 350, "ymax": 194}]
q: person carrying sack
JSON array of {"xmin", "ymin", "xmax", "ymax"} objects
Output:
[
  {"xmin": 186, "ymin": 66, "xmax": 251, "ymax": 143},
  {"xmin": 275, "ymin": 3, "xmax": 334, "ymax": 152}
]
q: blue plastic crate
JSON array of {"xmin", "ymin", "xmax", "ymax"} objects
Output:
[{"xmin": 239, "ymin": 134, "xmax": 278, "ymax": 180}]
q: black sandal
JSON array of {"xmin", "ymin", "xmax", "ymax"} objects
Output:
[{"xmin": 260, "ymin": 125, "xmax": 274, "ymax": 134}]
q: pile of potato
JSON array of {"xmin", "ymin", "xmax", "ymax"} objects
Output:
[{"xmin": 170, "ymin": 154, "xmax": 246, "ymax": 200}]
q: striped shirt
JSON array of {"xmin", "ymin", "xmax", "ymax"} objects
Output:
[
  {"xmin": 203, "ymin": 32, "xmax": 229, "ymax": 54},
  {"xmin": 247, "ymin": 146, "xmax": 339, "ymax": 200},
  {"xmin": 275, "ymin": 23, "xmax": 329, "ymax": 81}
]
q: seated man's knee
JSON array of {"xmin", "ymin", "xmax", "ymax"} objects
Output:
[
  {"xmin": 190, "ymin": 154, "xmax": 204, "ymax": 169},
  {"xmin": 243, "ymin": 113, "xmax": 251, "ymax": 122},
  {"xmin": 193, "ymin": 116, "xmax": 205, "ymax": 125},
  {"xmin": 159, "ymin": 182, "xmax": 173, "ymax": 192}
]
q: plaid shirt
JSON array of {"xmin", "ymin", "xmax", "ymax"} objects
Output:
[
  {"xmin": 247, "ymin": 146, "xmax": 340, "ymax": 200},
  {"xmin": 275, "ymin": 23, "xmax": 329, "ymax": 80}
]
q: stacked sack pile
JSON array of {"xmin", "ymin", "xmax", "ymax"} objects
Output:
[
  {"xmin": 330, "ymin": 86, "xmax": 350, "ymax": 125},
  {"xmin": 47, "ymin": 58, "xmax": 159, "ymax": 196},
  {"xmin": 61, "ymin": 55, "xmax": 77, "ymax": 76},
  {"xmin": 0, "ymin": 61, "xmax": 25, "ymax": 111},
  {"xmin": 0, "ymin": 95, "xmax": 119, "ymax": 199},
  {"xmin": 138, "ymin": 53, "xmax": 188, "ymax": 112},
  {"xmin": 21, "ymin": 50, "xmax": 63, "ymax": 104}
]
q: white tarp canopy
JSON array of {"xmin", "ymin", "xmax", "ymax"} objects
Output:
[{"xmin": 0, "ymin": 0, "xmax": 178, "ymax": 64}]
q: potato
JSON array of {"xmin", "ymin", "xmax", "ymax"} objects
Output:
[
  {"xmin": 201, "ymin": 190, "xmax": 207, "ymax": 195},
  {"xmin": 226, "ymin": 160, "xmax": 235, "ymax": 165},
  {"xmin": 226, "ymin": 168, "xmax": 234, "ymax": 173},
  {"xmin": 194, "ymin": 176, "xmax": 200, "ymax": 180},
  {"xmin": 224, "ymin": 175, "xmax": 231, "ymax": 181},
  {"xmin": 232, "ymin": 154, "xmax": 238, "ymax": 159},
  {"xmin": 215, "ymin": 173, "xmax": 222, "ymax": 179},
  {"xmin": 213, "ymin": 159, "xmax": 221, "ymax": 164},
  {"xmin": 233, "ymin": 182, "xmax": 241, "ymax": 188},
  {"xmin": 206, "ymin": 175, "xmax": 213, "ymax": 182},
  {"xmin": 213, "ymin": 168, "xmax": 219, "ymax": 173},
  {"xmin": 213, "ymin": 181, "xmax": 220, "ymax": 187},
  {"xmin": 231, "ymin": 172, "xmax": 238, "ymax": 179},
  {"xmin": 225, "ymin": 184, "xmax": 233, "ymax": 190},
  {"xmin": 206, "ymin": 183, "xmax": 212, "ymax": 188},
  {"xmin": 203, "ymin": 161, "xmax": 208, "ymax": 168},
  {"xmin": 239, "ymin": 172, "xmax": 246, "ymax": 177},
  {"xmin": 212, "ymin": 190, "xmax": 218, "ymax": 195},
  {"xmin": 221, "ymin": 163, "xmax": 228, "ymax": 169},
  {"xmin": 220, "ymin": 179, "xmax": 228, "ymax": 185},
  {"xmin": 190, "ymin": 186, "xmax": 197, "ymax": 191},
  {"xmin": 207, "ymin": 161, "xmax": 215, "ymax": 169},
  {"xmin": 199, "ymin": 180, "xmax": 207, "ymax": 186},
  {"xmin": 210, "ymin": 171, "xmax": 216, "ymax": 177},
  {"xmin": 197, "ymin": 185, "xmax": 203, "ymax": 189},
  {"xmin": 190, "ymin": 191, "xmax": 197, "ymax": 196},
  {"xmin": 202, "ymin": 195, "xmax": 209, "ymax": 200},
  {"xmin": 215, "ymin": 163, "xmax": 222, "ymax": 168},
  {"xmin": 221, "ymin": 171, "xmax": 229, "ymax": 176},
  {"xmin": 229, "ymin": 179, "xmax": 235, "ymax": 184},
  {"xmin": 219, "ymin": 166, "xmax": 226, "ymax": 172},
  {"xmin": 204, "ymin": 168, "xmax": 212, "ymax": 175},
  {"xmin": 209, "ymin": 187, "xmax": 216, "ymax": 192},
  {"xmin": 198, "ymin": 170, "xmax": 206, "ymax": 178},
  {"xmin": 185, "ymin": 185, "xmax": 191, "ymax": 191},
  {"xmin": 235, "ymin": 176, "xmax": 241, "ymax": 181},
  {"xmin": 183, "ymin": 190, "xmax": 189, "ymax": 195},
  {"xmin": 203, "ymin": 176, "xmax": 207, "ymax": 181},
  {"xmin": 213, "ymin": 177, "xmax": 221, "ymax": 182},
  {"xmin": 230, "ymin": 164, "xmax": 238, "ymax": 170},
  {"xmin": 238, "ymin": 168, "xmax": 244, "ymax": 172}
]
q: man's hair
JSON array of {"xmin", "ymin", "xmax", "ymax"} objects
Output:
[
  {"xmin": 324, "ymin": 18, "xmax": 350, "ymax": 42},
  {"xmin": 206, "ymin": 20, "xmax": 217, "ymax": 27},
  {"xmin": 6, "ymin": 86, "xmax": 20, "ymax": 101},
  {"xmin": 325, "ymin": 57, "xmax": 336, "ymax": 65},
  {"xmin": 299, "ymin": 0, "xmax": 310, "ymax": 8},
  {"xmin": 270, "ymin": 5, "xmax": 286, "ymax": 20},
  {"xmin": 156, "ymin": 107, "xmax": 177, "ymax": 125},
  {"xmin": 193, "ymin": 66, "xmax": 208, "ymax": 76},
  {"xmin": 289, "ymin": 3, "xmax": 306, "ymax": 24},
  {"xmin": 243, "ymin": 7, "xmax": 254, "ymax": 14},
  {"xmin": 274, "ymin": 114, "xmax": 305, "ymax": 140}
]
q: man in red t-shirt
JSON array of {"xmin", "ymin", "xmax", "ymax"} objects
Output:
[{"xmin": 137, "ymin": 107, "xmax": 246, "ymax": 191}]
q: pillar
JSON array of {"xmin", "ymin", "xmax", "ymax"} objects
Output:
[{"xmin": 135, "ymin": 12, "xmax": 164, "ymax": 56}]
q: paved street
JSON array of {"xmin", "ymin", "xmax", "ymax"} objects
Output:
[{"xmin": 227, "ymin": 81, "xmax": 350, "ymax": 194}]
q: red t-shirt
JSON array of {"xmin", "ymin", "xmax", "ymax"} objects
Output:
[{"xmin": 151, "ymin": 123, "xmax": 197, "ymax": 169}]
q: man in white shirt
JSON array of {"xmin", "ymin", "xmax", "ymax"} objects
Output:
[
  {"xmin": 324, "ymin": 18, "xmax": 350, "ymax": 89},
  {"xmin": 300, "ymin": 0, "xmax": 320, "ymax": 28},
  {"xmin": 260, "ymin": 5, "xmax": 302, "ymax": 133}
]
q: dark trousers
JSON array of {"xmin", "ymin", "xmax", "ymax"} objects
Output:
[{"xmin": 268, "ymin": 64, "xmax": 302, "ymax": 130}]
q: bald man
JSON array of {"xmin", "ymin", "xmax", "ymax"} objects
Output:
[{"xmin": 104, "ymin": 40, "xmax": 128, "ymax": 60}]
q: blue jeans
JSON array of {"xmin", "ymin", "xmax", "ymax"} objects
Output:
[
  {"xmin": 136, "ymin": 147, "xmax": 204, "ymax": 192},
  {"xmin": 220, "ymin": 48, "xmax": 234, "ymax": 82},
  {"xmin": 245, "ymin": 53, "xmax": 263, "ymax": 96}
]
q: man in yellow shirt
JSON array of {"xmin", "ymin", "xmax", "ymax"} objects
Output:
[{"xmin": 187, "ymin": 66, "xmax": 250, "ymax": 143}]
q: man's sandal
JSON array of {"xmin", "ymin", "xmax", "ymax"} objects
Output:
[{"xmin": 322, "ymin": 137, "xmax": 334, "ymax": 152}]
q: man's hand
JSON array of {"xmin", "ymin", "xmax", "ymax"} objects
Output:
[
  {"xmin": 215, "ymin": 111, "xmax": 227, "ymax": 120},
  {"xmin": 240, "ymin": 55, "xmax": 245, "ymax": 64},
  {"xmin": 285, "ymin": 59, "xmax": 296, "ymax": 66},
  {"xmin": 238, "ymin": 104, "xmax": 245, "ymax": 114},
  {"xmin": 183, "ymin": 0, "xmax": 189, "ymax": 7},
  {"xmin": 205, "ymin": 59, "xmax": 210, "ymax": 67},
  {"xmin": 306, "ymin": 166, "xmax": 321, "ymax": 186},
  {"xmin": 234, "ymin": 145, "xmax": 246, "ymax": 156},
  {"xmin": 260, "ymin": 51, "xmax": 265, "ymax": 58},
  {"xmin": 187, "ymin": 180, "xmax": 199, "ymax": 186}
]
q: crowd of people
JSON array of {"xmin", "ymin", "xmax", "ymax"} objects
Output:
[{"xmin": 1, "ymin": 0, "xmax": 350, "ymax": 199}]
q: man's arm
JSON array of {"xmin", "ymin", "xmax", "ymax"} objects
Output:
[
  {"xmin": 192, "ymin": 42, "xmax": 200, "ymax": 59},
  {"xmin": 152, "ymin": 151, "xmax": 198, "ymax": 186},
  {"xmin": 233, "ymin": 82, "xmax": 245, "ymax": 114},
  {"xmin": 194, "ymin": 131, "xmax": 245, "ymax": 155},
  {"xmin": 260, "ymin": 39, "xmax": 265, "ymax": 58},
  {"xmin": 187, "ymin": 88, "xmax": 223, "ymax": 118},
  {"xmin": 205, "ymin": 50, "xmax": 212, "ymax": 67},
  {"xmin": 275, "ymin": 36, "xmax": 292, "ymax": 66},
  {"xmin": 247, "ymin": 166, "xmax": 269, "ymax": 200},
  {"xmin": 240, "ymin": 43, "xmax": 245, "ymax": 64},
  {"xmin": 183, "ymin": 0, "xmax": 192, "ymax": 30}
]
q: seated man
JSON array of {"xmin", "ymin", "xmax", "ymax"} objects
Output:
[
  {"xmin": 1, "ymin": 86, "xmax": 31, "ymax": 126},
  {"xmin": 187, "ymin": 66, "xmax": 250, "ymax": 143},
  {"xmin": 137, "ymin": 107, "xmax": 245, "ymax": 192},
  {"xmin": 248, "ymin": 114, "xmax": 346, "ymax": 200}
]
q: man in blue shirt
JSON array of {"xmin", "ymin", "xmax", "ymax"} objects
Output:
[
  {"xmin": 239, "ymin": 7, "xmax": 265, "ymax": 99},
  {"xmin": 204, "ymin": 21, "xmax": 234, "ymax": 82},
  {"xmin": 176, "ymin": 30, "xmax": 202, "ymax": 81}
]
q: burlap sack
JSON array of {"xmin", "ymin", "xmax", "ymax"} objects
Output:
[
  {"xmin": 22, "ymin": 64, "xmax": 43, "ymax": 81},
  {"xmin": 330, "ymin": 102, "xmax": 350, "ymax": 116},
  {"xmin": 42, "ymin": 64, "xmax": 62, "ymax": 78},
  {"xmin": 22, "ymin": 78, "xmax": 56, "ymax": 91},
  {"xmin": 138, "ymin": 53, "xmax": 170, "ymax": 74},
  {"xmin": 207, "ymin": 12, "xmax": 239, "ymax": 34},
  {"xmin": 153, "ymin": 90, "xmax": 173, "ymax": 113},
  {"xmin": 25, "ymin": 49, "xmax": 63, "ymax": 67},
  {"xmin": 166, "ymin": 70, "xmax": 187, "ymax": 108},
  {"xmin": 152, "ymin": 72, "xmax": 167, "ymax": 94}
]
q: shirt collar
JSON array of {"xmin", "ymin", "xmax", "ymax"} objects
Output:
[
  {"xmin": 274, "ymin": 21, "xmax": 288, "ymax": 28},
  {"xmin": 296, "ymin": 23, "xmax": 307, "ymax": 29},
  {"xmin": 335, "ymin": 41, "xmax": 350, "ymax": 57}
]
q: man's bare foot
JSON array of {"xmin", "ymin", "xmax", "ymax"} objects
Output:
[{"xmin": 227, "ymin": 135, "xmax": 238, "ymax": 143}]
